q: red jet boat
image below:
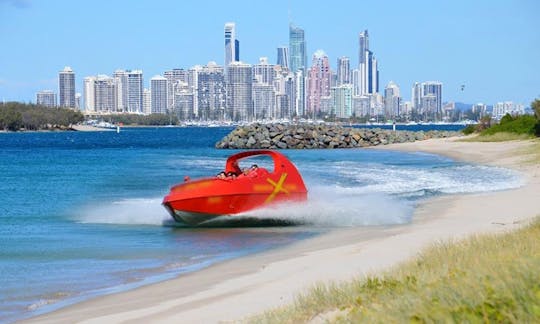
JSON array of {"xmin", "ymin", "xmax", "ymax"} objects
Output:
[{"xmin": 162, "ymin": 150, "xmax": 308, "ymax": 225}]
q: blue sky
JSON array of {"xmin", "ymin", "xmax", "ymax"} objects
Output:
[{"xmin": 0, "ymin": 0, "xmax": 538, "ymax": 106}]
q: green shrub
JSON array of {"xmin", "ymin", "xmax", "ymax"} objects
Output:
[
  {"xmin": 481, "ymin": 115, "xmax": 537, "ymax": 136},
  {"xmin": 461, "ymin": 124, "xmax": 477, "ymax": 135}
]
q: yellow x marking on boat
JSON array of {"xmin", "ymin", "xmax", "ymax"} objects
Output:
[{"xmin": 265, "ymin": 173, "xmax": 289, "ymax": 203}]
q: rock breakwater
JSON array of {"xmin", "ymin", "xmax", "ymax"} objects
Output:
[{"xmin": 215, "ymin": 123, "xmax": 461, "ymax": 149}]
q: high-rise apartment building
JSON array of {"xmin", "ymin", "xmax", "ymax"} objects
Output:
[
  {"xmin": 384, "ymin": 81, "xmax": 401, "ymax": 119},
  {"xmin": 306, "ymin": 50, "xmax": 332, "ymax": 117},
  {"xmin": 113, "ymin": 70, "xmax": 128, "ymax": 112},
  {"xmin": 83, "ymin": 76, "xmax": 96, "ymax": 112},
  {"xmin": 94, "ymin": 75, "xmax": 117, "ymax": 113},
  {"xmin": 36, "ymin": 90, "xmax": 57, "ymax": 107},
  {"xmin": 224, "ymin": 22, "xmax": 239, "ymax": 68},
  {"xmin": 412, "ymin": 81, "xmax": 443, "ymax": 120},
  {"xmin": 143, "ymin": 88, "xmax": 151, "ymax": 115},
  {"xmin": 226, "ymin": 61, "xmax": 253, "ymax": 121},
  {"xmin": 197, "ymin": 62, "xmax": 226, "ymax": 121},
  {"xmin": 422, "ymin": 81, "xmax": 442, "ymax": 118},
  {"xmin": 276, "ymin": 46, "xmax": 289, "ymax": 69},
  {"xmin": 253, "ymin": 57, "xmax": 275, "ymax": 85},
  {"xmin": 164, "ymin": 69, "xmax": 188, "ymax": 111},
  {"xmin": 59, "ymin": 66, "xmax": 76, "ymax": 108},
  {"xmin": 332, "ymin": 84, "xmax": 353, "ymax": 118},
  {"xmin": 126, "ymin": 70, "xmax": 143, "ymax": 113},
  {"xmin": 337, "ymin": 57, "xmax": 351, "ymax": 85},
  {"xmin": 150, "ymin": 75, "xmax": 168, "ymax": 114},
  {"xmin": 174, "ymin": 82, "xmax": 194, "ymax": 120}
]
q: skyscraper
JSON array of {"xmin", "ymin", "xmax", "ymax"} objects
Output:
[
  {"xmin": 164, "ymin": 68, "xmax": 188, "ymax": 112},
  {"xmin": 332, "ymin": 84, "xmax": 353, "ymax": 118},
  {"xmin": 384, "ymin": 81, "xmax": 401, "ymax": 119},
  {"xmin": 36, "ymin": 90, "xmax": 57, "ymax": 107},
  {"xmin": 253, "ymin": 57, "xmax": 275, "ymax": 85},
  {"xmin": 306, "ymin": 50, "xmax": 332, "ymax": 117},
  {"xmin": 126, "ymin": 70, "xmax": 143, "ymax": 113},
  {"xmin": 224, "ymin": 22, "xmax": 239, "ymax": 68},
  {"xmin": 337, "ymin": 56, "xmax": 351, "ymax": 85},
  {"xmin": 83, "ymin": 76, "xmax": 96, "ymax": 112},
  {"xmin": 113, "ymin": 70, "xmax": 128, "ymax": 112},
  {"xmin": 289, "ymin": 24, "xmax": 307, "ymax": 116},
  {"xmin": 276, "ymin": 46, "xmax": 289, "ymax": 69},
  {"xmin": 289, "ymin": 24, "xmax": 307, "ymax": 73},
  {"xmin": 150, "ymin": 75, "xmax": 168, "ymax": 114},
  {"xmin": 58, "ymin": 66, "xmax": 75, "ymax": 108},
  {"xmin": 357, "ymin": 30, "xmax": 379, "ymax": 95},
  {"xmin": 422, "ymin": 81, "xmax": 442, "ymax": 119},
  {"xmin": 226, "ymin": 61, "xmax": 252, "ymax": 121},
  {"xmin": 358, "ymin": 30, "xmax": 369, "ymax": 65},
  {"xmin": 94, "ymin": 75, "xmax": 117, "ymax": 113},
  {"xmin": 197, "ymin": 62, "xmax": 226, "ymax": 121}
]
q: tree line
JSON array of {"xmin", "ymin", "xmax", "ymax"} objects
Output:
[
  {"xmin": 0, "ymin": 102, "xmax": 84, "ymax": 131},
  {"xmin": 102, "ymin": 113, "xmax": 179, "ymax": 126}
]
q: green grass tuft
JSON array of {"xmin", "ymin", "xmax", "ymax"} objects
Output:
[
  {"xmin": 250, "ymin": 218, "xmax": 540, "ymax": 323},
  {"xmin": 460, "ymin": 132, "xmax": 535, "ymax": 142}
]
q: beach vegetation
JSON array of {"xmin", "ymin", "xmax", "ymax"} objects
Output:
[
  {"xmin": 532, "ymin": 99, "xmax": 540, "ymax": 136},
  {"xmin": 0, "ymin": 102, "xmax": 83, "ymax": 131},
  {"xmin": 481, "ymin": 114, "xmax": 537, "ymax": 136},
  {"xmin": 461, "ymin": 132, "xmax": 534, "ymax": 142},
  {"xmin": 102, "ymin": 113, "xmax": 179, "ymax": 126},
  {"xmin": 252, "ymin": 218, "xmax": 540, "ymax": 323}
]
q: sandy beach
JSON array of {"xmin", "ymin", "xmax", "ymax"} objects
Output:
[{"xmin": 26, "ymin": 137, "xmax": 540, "ymax": 323}]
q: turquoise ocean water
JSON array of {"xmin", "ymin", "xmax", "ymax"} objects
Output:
[{"xmin": 0, "ymin": 126, "xmax": 523, "ymax": 322}]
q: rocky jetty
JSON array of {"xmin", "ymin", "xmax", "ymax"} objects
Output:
[{"xmin": 215, "ymin": 123, "xmax": 461, "ymax": 149}]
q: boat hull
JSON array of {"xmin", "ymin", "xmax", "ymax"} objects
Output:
[{"xmin": 162, "ymin": 150, "xmax": 308, "ymax": 225}]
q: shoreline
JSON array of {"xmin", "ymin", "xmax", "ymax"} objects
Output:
[{"xmin": 25, "ymin": 137, "xmax": 540, "ymax": 323}]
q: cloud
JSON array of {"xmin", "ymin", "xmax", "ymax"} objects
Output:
[{"xmin": 0, "ymin": 0, "xmax": 31, "ymax": 9}]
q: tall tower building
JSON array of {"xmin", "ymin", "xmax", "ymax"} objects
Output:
[
  {"xmin": 164, "ymin": 69, "xmax": 188, "ymax": 111},
  {"xmin": 224, "ymin": 22, "xmax": 239, "ymax": 68},
  {"xmin": 306, "ymin": 50, "xmax": 332, "ymax": 117},
  {"xmin": 358, "ymin": 30, "xmax": 369, "ymax": 65},
  {"xmin": 197, "ymin": 62, "xmax": 226, "ymax": 121},
  {"xmin": 151, "ymin": 75, "xmax": 168, "ymax": 114},
  {"xmin": 58, "ymin": 66, "xmax": 76, "ymax": 108},
  {"xmin": 289, "ymin": 24, "xmax": 307, "ymax": 73},
  {"xmin": 384, "ymin": 81, "xmax": 401, "ymax": 119},
  {"xmin": 36, "ymin": 90, "xmax": 57, "ymax": 108},
  {"xmin": 289, "ymin": 24, "xmax": 307, "ymax": 116},
  {"xmin": 332, "ymin": 85, "xmax": 353, "ymax": 118},
  {"xmin": 422, "ymin": 81, "xmax": 443, "ymax": 119},
  {"xmin": 126, "ymin": 70, "xmax": 143, "ymax": 113},
  {"xmin": 83, "ymin": 76, "xmax": 96, "ymax": 112},
  {"xmin": 357, "ymin": 30, "xmax": 379, "ymax": 95},
  {"xmin": 253, "ymin": 57, "xmax": 275, "ymax": 85},
  {"xmin": 276, "ymin": 46, "xmax": 289, "ymax": 69},
  {"xmin": 337, "ymin": 56, "xmax": 351, "ymax": 85},
  {"xmin": 143, "ymin": 88, "xmax": 151, "ymax": 114},
  {"xmin": 226, "ymin": 62, "xmax": 253, "ymax": 121},
  {"xmin": 113, "ymin": 70, "xmax": 128, "ymax": 112},
  {"xmin": 94, "ymin": 75, "xmax": 117, "ymax": 113}
]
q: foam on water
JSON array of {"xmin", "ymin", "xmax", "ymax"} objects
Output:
[
  {"xmin": 74, "ymin": 161, "xmax": 524, "ymax": 228},
  {"xmin": 76, "ymin": 198, "xmax": 169, "ymax": 225}
]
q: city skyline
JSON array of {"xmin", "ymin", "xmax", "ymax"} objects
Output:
[{"xmin": 0, "ymin": 0, "xmax": 539, "ymax": 106}]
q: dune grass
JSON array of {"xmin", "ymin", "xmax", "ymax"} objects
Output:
[
  {"xmin": 460, "ymin": 132, "xmax": 535, "ymax": 142},
  {"xmin": 250, "ymin": 218, "xmax": 540, "ymax": 323}
]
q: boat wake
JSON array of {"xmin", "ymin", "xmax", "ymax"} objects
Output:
[{"xmin": 75, "ymin": 185, "xmax": 413, "ymax": 228}]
